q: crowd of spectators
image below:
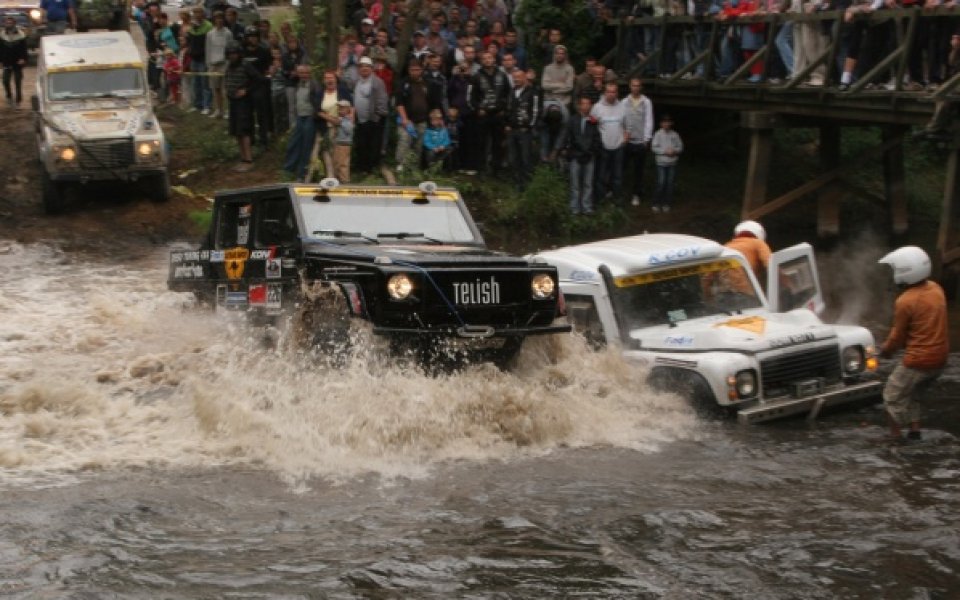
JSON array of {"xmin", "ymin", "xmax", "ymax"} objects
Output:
[{"xmin": 133, "ymin": 0, "xmax": 960, "ymax": 210}]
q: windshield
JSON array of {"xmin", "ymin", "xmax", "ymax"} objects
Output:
[
  {"xmin": 612, "ymin": 258, "xmax": 764, "ymax": 329},
  {"xmin": 48, "ymin": 68, "xmax": 144, "ymax": 100},
  {"xmin": 298, "ymin": 193, "xmax": 479, "ymax": 244}
]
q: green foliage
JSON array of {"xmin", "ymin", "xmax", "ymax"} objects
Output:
[
  {"xmin": 514, "ymin": 0, "xmax": 600, "ymax": 71},
  {"xmin": 188, "ymin": 209, "xmax": 212, "ymax": 231}
]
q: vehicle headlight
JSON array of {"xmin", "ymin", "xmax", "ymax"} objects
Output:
[
  {"xmin": 30, "ymin": 8, "xmax": 42, "ymax": 21},
  {"xmin": 730, "ymin": 370, "xmax": 757, "ymax": 399},
  {"xmin": 387, "ymin": 273, "xmax": 413, "ymax": 300},
  {"xmin": 136, "ymin": 140, "xmax": 161, "ymax": 160},
  {"xmin": 531, "ymin": 273, "xmax": 555, "ymax": 299},
  {"xmin": 842, "ymin": 346, "xmax": 865, "ymax": 374},
  {"xmin": 54, "ymin": 144, "xmax": 77, "ymax": 163}
]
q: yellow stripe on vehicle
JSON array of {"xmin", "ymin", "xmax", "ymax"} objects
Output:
[
  {"xmin": 294, "ymin": 187, "xmax": 459, "ymax": 201},
  {"xmin": 47, "ymin": 62, "xmax": 144, "ymax": 72},
  {"xmin": 614, "ymin": 259, "xmax": 742, "ymax": 288}
]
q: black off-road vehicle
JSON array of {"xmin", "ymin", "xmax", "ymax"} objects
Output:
[{"xmin": 168, "ymin": 181, "xmax": 570, "ymax": 365}]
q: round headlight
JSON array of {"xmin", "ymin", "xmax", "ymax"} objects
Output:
[
  {"xmin": 842, "ymin": 346, "xmax": 864, "ymax": 374},
  {"xmin": 387, "ymin": 274, "xmax": 413, "ymax": 300},
  {"xmin": 59, "ymin": 146, "xmax": 76, "ymax": 162},
  {"xmin": 735, "ymin": 370, "xmax": 757, "ymax": 398},
  {"xmin": 137, "ymin": 141, "xmax": 155, "ymax": 157},
  {"xmin": 30, "ymin": 8, "xmax": 42, "ymax": 20},
  {"xmin": 531, "ymin": 273, "xmax": 555, "ymax": 299}
]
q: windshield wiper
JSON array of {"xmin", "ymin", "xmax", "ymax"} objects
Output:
[
  {"xmin": 312, "ymin": 229, "xmax": 378, "ymax": 243},
  {"xmin": 376, "ymin": 232, "xmax": 443, "ymax": 243}
]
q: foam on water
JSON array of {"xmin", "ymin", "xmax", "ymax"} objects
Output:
[{"xmin": 0, "ymin": 242, "xmax": 702, "ymax": 486}]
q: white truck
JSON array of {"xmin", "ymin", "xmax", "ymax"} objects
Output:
[
  {"xmin": 532, "ymin": 234, "xmax": 883, "ymax": 423},
  {"xmin": 32, "ymin": 31, "xmax": 170, "ymax": 214}
]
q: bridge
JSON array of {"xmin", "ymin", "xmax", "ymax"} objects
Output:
[{"xmin": 601, "ymin": 7, "xmax": 960, "ymax": 275}]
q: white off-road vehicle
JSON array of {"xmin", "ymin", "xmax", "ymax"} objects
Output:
[
  {"xmin": 532, "ymin": 234, "xmax": 883, "ymax": 423},
  {"xmin": 32, "ymin": 31, "xmax": 170, "ymax": 213}
]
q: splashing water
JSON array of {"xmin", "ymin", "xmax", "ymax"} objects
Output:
[{"xmin": 0, "ymin": 242, "xmax": 702, "ymax": 487}]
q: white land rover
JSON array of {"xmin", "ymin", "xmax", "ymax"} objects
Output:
[
  {"xmin": 532, "ymin": 234, "xmax": 883, "ymax": 423},
  {"xmin": 32, "ymin": 31, "xmax": 170, "ymax": 214}
]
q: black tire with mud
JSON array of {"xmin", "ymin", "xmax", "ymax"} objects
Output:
[
  {"xmin": 648, "ymin": 367, "xmax": 728, "ymax": 418},
  {"xmin": 145, "ymin": 173, "xmax": 172, "ymax": 203},
  {"xmin": 290, "ymin": 281, "xmax": 355, "ymax": 366},
  {"xmin": 41, "ymin": 170, "xmax": 68, "ymax": 215}
]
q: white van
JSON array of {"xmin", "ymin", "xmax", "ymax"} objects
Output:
[
  {"xmin": 531, "ymin": 234, "xmax": 883, "ymax": 423},
  {"xmin": 32, "ymin": 31, "xmax": 169, "ymax": 214}
]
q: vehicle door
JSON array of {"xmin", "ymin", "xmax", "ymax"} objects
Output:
[
  {"xmin": 561, "ymin": 283, "xmax": 614, "ymax": 348},
  {"xmin": 246, "ymin": 195, "xmax": 299, "ymax": 313},
  {"xmin": 767, "ymin": 242, "xmax": 824, "ymax": 314}
]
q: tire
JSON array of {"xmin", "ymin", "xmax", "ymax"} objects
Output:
[
  {"xmin": 147, "ymin": 173, "xmax": 172, "ymax": 203},
  {"xmin": 41, "ymin": 170, "xmax": 67, "ymax": 215},
  {"xmin": 290, "ymin": 281, "xmax": 354, "ymax": 365},
  {"xmin": 648, "ymin": 367, "xmax": 724, "ymax": 418}
]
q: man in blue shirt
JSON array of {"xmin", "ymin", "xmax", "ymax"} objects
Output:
[{"xmin": 40, "ymin": 0, "xmax": 77, "ymax": 34}]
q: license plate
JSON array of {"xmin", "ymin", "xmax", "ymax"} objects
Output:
[{"xmin": 791, "ymin": 378, "xmax": 824, "ymax": 398}]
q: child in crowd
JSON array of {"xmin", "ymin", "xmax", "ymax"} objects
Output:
[
  {"xmin": 331, "ymin": 99, "xmax": 354, "ymax": 183},
  {"xmin": 651, "ymin": 114, "xmax": 683, "ymax": 213},
  {"xmin": 445, "ymin": 106, "xmax": 461, "ymax": 170},
  {"xmin": 422, "ymin": 109, "xmax": 451, "ymax": 169},
  {"xmin": 162, "ymin": 48, "xmax": 182, "ymax": 105}
]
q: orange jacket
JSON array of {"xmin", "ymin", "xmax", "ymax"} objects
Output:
[
  {"xmin": 882, "ymin": 280, "xmax": 949, "ymax": 370},
  {"xmin": 725, "ymin": 235, "xmax": 771, "ymax": 282}
]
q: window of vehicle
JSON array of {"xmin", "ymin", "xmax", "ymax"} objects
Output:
[
  {"xmin": 564, "ymin": 293, "xmax": 606, "ymax": 348},
  {"xmin": 255, "ymin": 197, "xmax": 298, "ymax": 247},
  {"xmin": 611, "ymin": 259, "xmax": 763, "ymax": 329},
  {"xmin": 216, "ymin": 201, "xmax": 253, "ymax": 248},
  {"xmin": 48, "ymin": 68, "xmax": 145, "ymax": 100},
  {"xmin": 775, "ymin": 255, "xmax": 817, "ymax": 312},
  {"xmin": 298, "ymin": 193, "xmax": 479, "ymax": 244}
]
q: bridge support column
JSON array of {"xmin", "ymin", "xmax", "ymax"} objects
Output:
[
  {"xmin": 741, "ymin": 112, "xmax": 778, "ymax": 218},
  {"xmin": 883, "ymin": 126, "xmax": 909, "ymax": 235},
  {"xmin": 817, "ymin": 125, "xmax": 842, "ymax": 237},
  {"xmin": 936, "ymin": 139, "xmax": 960, "ymax": 280}
]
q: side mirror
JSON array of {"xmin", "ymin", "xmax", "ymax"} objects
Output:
[{"xmin": 30, "ymin": 95, "xmax": 39, "ymax": 112}]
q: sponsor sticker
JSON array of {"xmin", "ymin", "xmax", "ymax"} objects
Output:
[
  {"xmin": 265, "ymin": 258, "xmax": 281, "ymax": 279},
  {"xmin": 267, "ymin": 284, "xmax": 282, "ymax": 309},
  {"xmin": 210, "ymin": 250, "xmax": 225, "ymax": 263},
  {"xmin": 715, "ymin": 316, "xmax": 767, "ymax": 334},
  {"xmin": 664, "ymin": 335, "xmax": 694, "ymax": 347},
  {"xmin": 249, "ymin": 284, "xmax": 267, "ymax": 306},
  {"xmin": 224, "ymin": 247, "xmax": 250, "ymax": 280},
  {"xmin": 173, "ymin": 264, "xmax": 204, "ymax": 279},
  {"xmin": 614, "ymin": 259, "xmax": 741, "ymax": 288}
]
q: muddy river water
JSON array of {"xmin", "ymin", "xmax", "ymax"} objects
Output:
[{"xmin": 0, "ymin": 241, "xmax": 958, "ymax": 599}]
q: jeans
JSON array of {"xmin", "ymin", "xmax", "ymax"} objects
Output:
[
  {"xmin": 507, "ymin": 129, "xmax": 533, "ymax": 189},
  {"xmin": 654, "ymin": 164, "xmax": 677, "ymax": 207},
  {"xmin": 624, "ymin": 142, "xmax": 647, "ymax": 198},
  {"xmin": 775, "ymin": 22, "xmax": 794, "ymax": 77},
  {"xmin": 283, "ymin": 115, "xmax": 316, "ymax": 180},
  {"xmin": 569, "ymin": 158, "xmax": 595, "ymax": 214},
  {"xmin": 595, "ymin": 146, "xmax": 624, "ymax": 203},
  {"xmin": 191, "ymin": 60, "xmax": 211, "ymax": 110},
  {"xmin": 2, "ymin": 66, "xmax": 23, "ymax": 102}
]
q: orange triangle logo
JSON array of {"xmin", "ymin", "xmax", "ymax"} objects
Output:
[{"xmin": 715, "ymin": 316, "xmax": 766, "ymax": 334}]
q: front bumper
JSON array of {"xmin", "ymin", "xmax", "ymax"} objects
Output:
[
  {"xmin": 372, "ymin": 323, "xmax": 572, "ymax": 338},
  {"xmin": 49, "ymin": 166, "xmax": 166, "ymax": 183},
  {"xmin": 736, "ymin": 379, "xmax": 883, "ymax": 424}
]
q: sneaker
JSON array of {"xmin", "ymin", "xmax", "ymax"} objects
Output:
[
  {"xmin": 747, "ymin": 74, "xmax": 763, "ymax": 84},
  {"xmin": 200, "ymin": 108, "xmax": 210, "ymax": 115},
  {"xmin": 631, "ymin": 195, "xmax": 640, "ymax": 207},
  {"xmin": 837, "ymin": 83, "xmax": 850, "ymax": 92},
  {"xmin": 209, "ymin": 109, "xmax": 220, "ymax": 118},
  {"xmin": 187, "ymin": 106, "xmax": 198, "ymax": 113},
  {"xmin": 652, "ymin": 205, "xmax": 661, "ymax": 214},
  {"xmin": 662, "ymin": 205, "xmax": 671, "ymax": 213}
]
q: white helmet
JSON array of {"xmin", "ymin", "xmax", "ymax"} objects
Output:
[
  {"xmin": 878, "ymin": 246, "xmax": 931, "ymax": 285},
  {"xmin": 734, "ymin": 220, "xmax": 766, "ymax": 241}
]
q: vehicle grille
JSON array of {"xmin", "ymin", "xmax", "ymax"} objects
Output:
[
  {"xmin": 760, "ymin": 344, "xmax": 841, "ymax": 396},
  {"xmin": 428, "ymin": 270, "xmax": 532, "ymax": 309},
  {"xmin": 78, "ymin": 139, "xmax": 134, "ymax": 170}
]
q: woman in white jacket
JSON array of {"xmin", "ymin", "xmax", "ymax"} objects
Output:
[{"xmin": 650, "ymin": 114, "xmax": 683, "ymax": 213}]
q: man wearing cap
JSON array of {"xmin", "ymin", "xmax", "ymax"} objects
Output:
[
  {"xmin": 409, "ymin": 30, "xmax": 430, "ymax": 69},
  {"xmin": 359, "ymin": 17, "xmax": 376, "ymax": 47},
  {"xmin": 352, "ymin": 55, "xmax": 389, "ymax": 174},
  {"xmin": 224, "ymin": 41, "xmax": 263, "ymax": 171}
]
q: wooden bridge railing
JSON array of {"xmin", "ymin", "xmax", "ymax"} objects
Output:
[{"xmin": 598, "ymin": 7, "xmax": 960, "ymax": 98}]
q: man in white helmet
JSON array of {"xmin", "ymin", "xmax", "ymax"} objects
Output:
[
  {"xmin": 724, "ymin": 220, "xmax": 772, "ymax": 292},
  {"xmin": 877, "ymin": 246, "xmax": 949, "ymax": 442}
]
